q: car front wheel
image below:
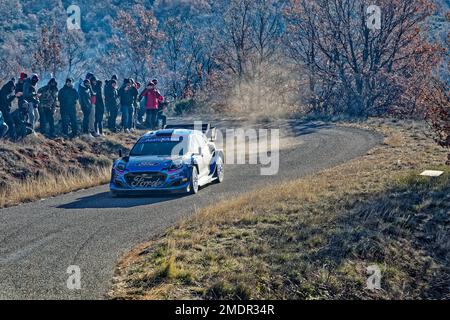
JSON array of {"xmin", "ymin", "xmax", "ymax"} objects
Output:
[{"xmin": 187, "ymin": 167, "xmax": 199, "ymax": 194}]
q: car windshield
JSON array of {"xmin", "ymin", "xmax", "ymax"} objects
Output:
[{"xmin": 130, "ymin": 139, "xmax": 187, "ymax": 157}]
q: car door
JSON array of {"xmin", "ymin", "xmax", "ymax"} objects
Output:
[
  {"xmin": 190, "ymin": 135, "xmax": 206, "ymax": 178},
  {"xmin": 192, "ymin": 135, "xmax": 211, "ymax": 178},
  {"xmin": 199, "ymin": 135, "xmax": 213, "ymax": 176}
]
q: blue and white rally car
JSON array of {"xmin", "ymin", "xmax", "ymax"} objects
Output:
[{"xmin": 110, "ymin": 124, "xmax": 224, "ymax": 196}]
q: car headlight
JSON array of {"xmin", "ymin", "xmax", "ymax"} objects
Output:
[
  {"xmin": 168, "ymin": 162, "xmax": 184, "ymax": 171},
  {"xmin": 115, "ymin": 162, "xmax": 126, "ymax": 171}
]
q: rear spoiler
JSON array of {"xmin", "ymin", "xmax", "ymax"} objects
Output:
[{"xmin": 164, "ymin": 123, "xmax": 217, "ymax": 141}]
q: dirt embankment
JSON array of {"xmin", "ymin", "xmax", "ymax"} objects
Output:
[{"xmin": 0, "ymin": 132, "xmax": 141, "ymax": 208}]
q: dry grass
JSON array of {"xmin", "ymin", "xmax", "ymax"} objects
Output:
[
  {"xmin": 0, "ymin": 166, "xmax": 111, "ymax": 208},
  {"xmin": 110, "ymin": 118, "xmax": 449, "ymax": 300}
]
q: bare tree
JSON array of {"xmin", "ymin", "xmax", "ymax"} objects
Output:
[
  {"xmin": 284, "ymin": 0, "xmax": 442, "ymax": 117},
  {"xmin": 248, "ymin": 0, "xmax": 284, "ymax": 106},
  {"xmin": 213, "ymin": 0, "xmax": 253, "ymax": 85},
  {"xmin": 63, "ymin": 30, "xmax": 86, "ymax": 79},
  {"xmin": 209, "ymin": 0, "xmax": 286, "ymax": 111},
  {"xmin": 95, "ymin": 39, "xmax": 127, "ymax": 81},
  {"xmin": 250, "ymin": 0, "xmax": 284, "ymax": 70},
  {"xmin": 161, "ymin": 17, "xmax": 185, "ymax": 98}
]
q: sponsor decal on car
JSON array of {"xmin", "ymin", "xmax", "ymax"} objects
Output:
[
  {"xmin": 139, "ymin": 136, "xmax": 183, "ymax": 143},
  {"xmin": 130, "ymin": 176, "xmax": 164, "ymax": 188}
]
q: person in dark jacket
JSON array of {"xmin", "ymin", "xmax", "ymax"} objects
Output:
[
  {"xmin": 91, "ymin": 77, "xmax": 105, "ymax": 135},
  {"xmin": 0, "ymin": 80, "xmax": 17, "ymax": 110},
  {"xmin": 58, "ymin": 78, "xmax": 79, "ymax": 137},
  {"xmin": 118, "ymin": 79, "xmax": 135, "ymax": 133},
  {"xmin": 38, "ymin": 78, "xmax": 58, "ymax": 137},
  {"xmin": 103, "ymin": 75, "xmax": 118, "ymax": 116},
  {"xmin": 86, "ymin": 72, "xmax": 95, "ymax": 82},
  {"xmin": 23, "ymin": 74, "xmax": 40, "ymax": 131},
  {"xmin": 0, "ymin": 79, "xmax": 20, "ymax": 139},
  {"xmin": 128, "ymin": 78, "xmax": 139, "ymax": 131},
  {"xmin": 11, "ymin": 107, "xmax": 33, "ymax": 140},
  {"xmin": 78, "ymin": 79, "xmax": 97, "ymax": 137},
  {"xmin": 105, "ymin": 78, "xmax": 120, "ymax": 132}
]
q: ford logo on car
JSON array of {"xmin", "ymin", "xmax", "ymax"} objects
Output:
[{"xmin": 130, "ymin": 177, "xmax": 163, "ymax": 188}]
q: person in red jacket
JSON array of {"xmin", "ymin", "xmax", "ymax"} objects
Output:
[{"xmin": 139, "ymin": 81, "xmax": 164, "ymax": 129}]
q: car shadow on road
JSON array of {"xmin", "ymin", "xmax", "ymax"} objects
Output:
[
  {"xmin": 57, "ymin": 192, "xmax": 185, "ymax": 209},
  {"xmin": 288, "ymin": 120, "xmax": 332, "ymax": 136}
]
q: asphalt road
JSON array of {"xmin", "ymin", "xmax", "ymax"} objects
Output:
[{"xmin": 0, "ymin": 120, "xmax": 381, "ymax": 299}]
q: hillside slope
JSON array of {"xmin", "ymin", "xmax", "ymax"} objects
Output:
[{"xmin": 0, "ymin": 132, "xmax": 140, "ymax": 208}]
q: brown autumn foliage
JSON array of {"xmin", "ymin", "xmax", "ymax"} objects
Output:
[
  {"xmin": 284, "ymin": 0, "xmax": 443, "ymax": 117},
  {"xmin": 32, "ymin": 24, "xmax": 64, "ymax": 78},
  {"xmin": 112, "ymin": 4, "xmax": 165, "ymax": 83},
  {"xmin": 423, "ymin": 78, "xmax": 450, "ymax": 163},
  {"xmin": 422, "ymin": 11, "xmax": 449, "ymax": 162}
]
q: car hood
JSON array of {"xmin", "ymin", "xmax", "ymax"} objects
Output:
[{"xmin": 125, "ymin": 155, "xmax": 186, "ymax": 171}]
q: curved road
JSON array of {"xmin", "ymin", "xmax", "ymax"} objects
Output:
[{"xmin": 0, "ymin": 120, "xmax": 381, "ymax": 299}]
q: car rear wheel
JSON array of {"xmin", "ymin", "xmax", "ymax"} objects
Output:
[{"xmin": 187, "ymin": 167, "xmax": 199, "ymax": 194}]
